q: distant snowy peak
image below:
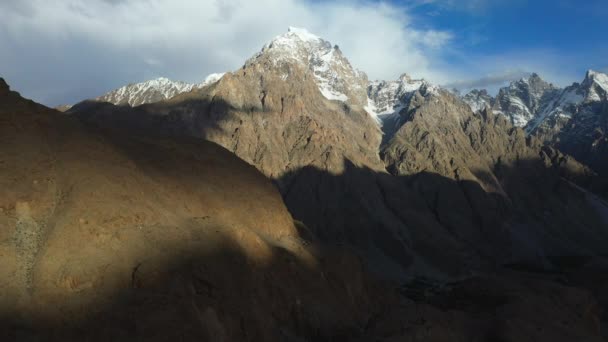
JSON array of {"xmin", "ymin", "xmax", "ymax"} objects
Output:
[
  {"xmin": 96, "ymin": 73, "xmax": 224, "ymax": 107},
  {"xmin": 202, "ymin": 73, "xmax": 226, "ymax": 87},
  {"xmin": 366, "ymin": 73, "xmax": 436, "ymax": 118},
  {"xmin": 246, "ymin": 27, "xmax": 369, "ymax": 105},
  {"xmin": 492, "ymin": 73, "xmax": 560, "ymax": 127},
  {"xmin": 488, "ymin": 70, "xmax": 608, "ymax": 137},
  {"xmin": 463, "ymin": 89, "xmax": 494, "ymax": 113},
  {"xmin": 582, "ymin": 70, "xmax": 608, "ymax": 103}
]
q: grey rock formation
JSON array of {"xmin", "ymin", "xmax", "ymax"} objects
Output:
[
  {"xmin": 463, "ymin": 88, "xmax": 494, "ymax": 113},
  {"xmin": 492, "ymin": 73, "xmax": 561, "ymax": 127}
]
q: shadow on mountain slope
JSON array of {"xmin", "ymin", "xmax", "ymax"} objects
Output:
[
  {"xmin": 276, "ymin": 157, "xmax": 608, "ymax": 280},
  {"xmin": 556, "ymin": 100, "xmax": 608, "ymax": 180},
  {"xmin": 0, "ymin": 80, "xmax": 393, "ymax": 341},
  {"xmin": 0, "ymin": 231, "xmax": 392, "ymax": 342},
  {"xmin": 2, "ymin": 238, "xmax": 607, "ymax": 342},
  {"xmin": 70, "ymin": 95, "xmax": 608, "ymax": 281}
]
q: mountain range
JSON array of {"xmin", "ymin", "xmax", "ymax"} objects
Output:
[
  {"xmin": 69, "ymin": 26, "xmax": 608, "ymax": 273},
  {"xmin": 2, "ymin": 27, "xmax": 608, "ymax": 341},
  {"xmin": 88, "ymin": 28, "xmax": 608, "ymax": 179}
]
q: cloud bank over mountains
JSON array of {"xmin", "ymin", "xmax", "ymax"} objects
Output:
[
  {"xmin": 0, "ymin": 0, "xmax": 456, "ymax": 105},
  {"xmin": 0, "ymin": 0, "xmax": 601, "ymax": 105}
]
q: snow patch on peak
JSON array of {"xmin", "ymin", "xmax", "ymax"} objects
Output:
[
  {"xmin": 586, "ymin": 69, "xmax": 608, "ymax": 89},
  {"xmin": 287, "ymin": 27, "xmax": 320, "ymax": 42},
  {"xmin": 201, "ymin": 73, "xmax": 225, "ymax": 87},
  {"xmin": 581, "ymin": 70, "xmax": 608, "ymax": 102},
  {"xmin": 463, "ymin": 89, "xmax": 493, "ymax": 113},
  {"xmin": 95, "ymin": 72, "xmax": 226, "ymax": 107},
  {"xmin": 247, "ymin": 27, "xmax": 367, "ymax": 105},
  {"xmin": 366, "ymin": 75, "xmax": 433, "ymax": 119}
]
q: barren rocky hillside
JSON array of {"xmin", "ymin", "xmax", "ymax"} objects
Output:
[{"xmin": 0, "ymin": 78, "xmax": 393, "ymax": 341}]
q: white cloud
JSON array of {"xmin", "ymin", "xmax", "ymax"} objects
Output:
[{"xmin": 0, "ymin": 0, "xmax": 453, "ymax": 105}]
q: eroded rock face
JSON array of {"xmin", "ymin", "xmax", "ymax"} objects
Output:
[
  {"xmin": 492, "ymin": 73, "xmax": 561, "ymax": 127},
  {"xmin": 382, "ymin": 89, "xmax": 608, "ymax": 266},
  {"xmin": 555, "ymin": 76, "xmax": 608, "ymax": 177}
]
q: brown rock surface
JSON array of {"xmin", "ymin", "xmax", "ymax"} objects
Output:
[
  {"xmin": 0, "ymin": 80, "xmax": 389, "ymax": 341},
  {"xmin": 382, "ymin": 91, "xmax": 608, "ymax": 265}
]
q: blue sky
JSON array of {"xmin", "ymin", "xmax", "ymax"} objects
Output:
[
  {"xmin": 0, "ymin": 0, "xmax": 606, "ymax": 106},
  {"xmin": 404, "ymin": 0, "xmax": 608, "ymax": 89}
]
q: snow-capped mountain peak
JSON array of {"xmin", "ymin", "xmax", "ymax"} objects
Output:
[
  {"xmin": 246, "ymin": 27, "xmax": 369, "ymax": 106},
  {"xmin": 286, "ymin": 26, "xmax": 321, "ymax": 42},
  {"xmin": 94, "ymin": 73, "xmax": 224, "ymax": 107},
  {"xmin": 492, "ymin": 73, "xmax": 560, "ymax": 127},
  {"xmin": 366, "ymin": 73, "xmax": 434, "ymax": 118},
  {"xmin": 582, "ymin": 69, "xmax": 608, "ymax": 102},
  {"xmin": 202, "ymin": 73, "xmax": 225, "ymax": 87},
  {"xmin": 463, "ymin": 89, "xmax": 494, "ymax": 113},
  {"xmin": 486, "ymin": 70, "xmax": 607, "ymax": 139}
]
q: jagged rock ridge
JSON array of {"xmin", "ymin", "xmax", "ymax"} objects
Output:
[
  {"xmin": 245, "ymin": 27, "xmax": 370, "ymax": 108},
  {"xmin": 462, "ymin": 70, "xmax": 608, "ymax": 177},
  {"xmin": 95, "ymin": 73, "xmax": 225, "ymax": 106}
]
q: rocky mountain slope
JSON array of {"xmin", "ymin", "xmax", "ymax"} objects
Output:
[
  {"xmin": 556, "ymin": 72, "xmax": 608, "ymax": 176},
  {"xmin": 462, "ymin": 71, "xmax": 608, "ymax": 177},
  {"xmin": 0, "ymin": 77, "xmax": 398, "ymax": 341},
  {"xmin": 95, "ymin": 73, "xmax": 224, "ymax": 107},
  {"xmin": 69, "ymin": 28, "xmax": 608, "ymax": 282}
]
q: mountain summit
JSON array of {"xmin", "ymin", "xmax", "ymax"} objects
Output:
[
  {"xmin": 246, "ymin": 27, "xmax": 370, "ymax": 107},
  {"xmin": 491, "ymin": 73, "xmax": 560, "ymax": 127}
]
